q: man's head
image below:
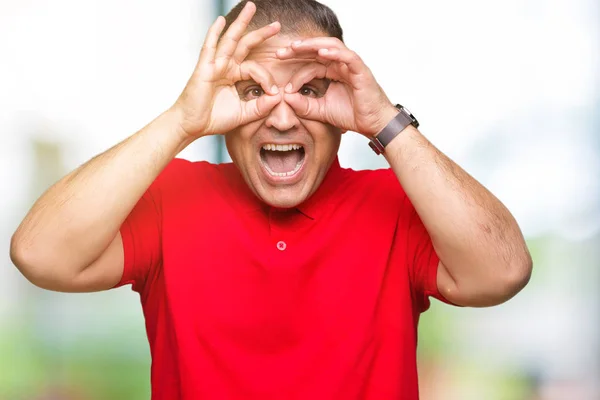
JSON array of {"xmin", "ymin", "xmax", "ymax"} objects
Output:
[
  {"xmin": 223, "ymin": 0, "xmax": 344, "ymax": 209},
  {"xmin": 224, "ymin": 0, "xmax": 343, "ymax": 42}
]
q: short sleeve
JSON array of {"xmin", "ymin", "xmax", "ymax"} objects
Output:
[
  {"xmin": 398, "ymin": 194, "xmax": 453, "ymax": 312},
  {"xmin": 113, "ymin": 183, "xmax": 162, "ymax": 295}
]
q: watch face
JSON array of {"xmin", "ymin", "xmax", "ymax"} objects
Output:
[{"xmin": 404, "ymin": 107, "xmax": 419, "ymax": 128}]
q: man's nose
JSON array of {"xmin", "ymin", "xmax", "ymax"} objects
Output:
[{"xmin": 264, "ymin": 97, "xmax": 299, "ymax": 132}]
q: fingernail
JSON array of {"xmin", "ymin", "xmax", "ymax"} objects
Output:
[
  {"xmin": 270, "ymin": 21, "xmax": 279, "ymax": 27},
  {"xmin": 292, "ymin": 40, "xmax": 302, "ymax": 46},
  {"xmin": 320, "ymin": 48, "xmax": 329, "ymax": 55},
  {"xmin": 271, "ymin": 85, "xmax": 279, "ymax": 94},
  {"xmin": 277, "ymin": 48, "xmax": 286, "ymax": 55},
  {"xmin": 285, "ymin": 83, "xmax": 293, "ymax": 93}
]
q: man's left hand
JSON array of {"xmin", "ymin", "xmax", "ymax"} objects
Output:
[{"xmin": 275, "ymin": 38, "xmax": 398, "ymax": 137}]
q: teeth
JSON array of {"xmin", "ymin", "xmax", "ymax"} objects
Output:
[
  {"xmin": 260, "ymin": 143, "xmax": 305, "ymax": 178},
  {"xmin": 263, "ymin": 159, "xmax": 304, "ymax": 177},
  {"xmin": 261, "ymin": 143, "xmax": 303, "ymax": 151}
]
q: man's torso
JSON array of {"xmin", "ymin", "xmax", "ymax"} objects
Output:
[{"xmin": 119, "ymin": 159, "xmax": 439, "ymax": 399}]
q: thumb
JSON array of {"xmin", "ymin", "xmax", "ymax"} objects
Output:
[
  {"xmin": 283, "ymin": 93, "xmax": 323, "ymax": 121},
  {"xmin": 240, "ymin": 93, "xmax": 281, "ymax": 124}
]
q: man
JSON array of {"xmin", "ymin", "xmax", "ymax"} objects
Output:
[{"xmin": 10, "ymin": 0, "xmax": 532, "ymax": 398}]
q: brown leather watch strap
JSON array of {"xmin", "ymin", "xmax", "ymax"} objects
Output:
[{"xmin": 369, "ymin": 104, "xmax": 419, "ymax": 155}]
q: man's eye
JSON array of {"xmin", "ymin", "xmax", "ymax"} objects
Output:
[
  {"xmin": 299, "ymin": 86, "xmax": 319, "ymax": 98},
  {"xmin": 242, "ymin": 87, "xmax": 265, "ymax": 100}
]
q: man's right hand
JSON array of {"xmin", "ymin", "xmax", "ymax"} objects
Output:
[{"xmin": 172, "ymin": 1, "xmax": 281, "ymax": 139}]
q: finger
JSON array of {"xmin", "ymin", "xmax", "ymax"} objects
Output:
[
  {"xmin": 291, "ymin": 37, "xmax": 345, "ymax": 52},
  {"xmin": 275, "ymin": 46, "xmax": 323, "ymax": 61},
  {"xmin": 241, "ymin": 93, "xmax": 281, "ymax": 123},
  {"xmin": 275, "ymin": 47, "xmax": 332, "ymax": 66},
  {"xmin": 275, "ymin": 45, "xmax": 347, "ymax": 72},
  {"xmin": 316, "ymin": 48, "xmax": 368, "ymax": 76},
  {"xmin": 239, "ymin": 60, "xmax": 279, "ymax": 95},
  {"xmin": 276, "ymin": 37, "xmax": 344, "ymax": 59},
  {"xmin": 216, "ymin": 1, "xmax": 256, "ymax": 60},
  {"xmin": 283, "ymin": 92, "xmax": 324, "ymax": 121},
  {"xmin": 284, "ymin": 62, "xmax": 328, "ymax": 93},
  {"xmin": 198, "ymin": 16, "xmax": 226, "ymax": 65},
  {"xmin": 233, "ymin": 21, "xmax": 281, "ymax": 63},
  {"xmin": 284, "ymin": 62, "xmax": 347, "ymax": 94}
]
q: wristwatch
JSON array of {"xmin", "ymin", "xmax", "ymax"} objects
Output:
[{"xmin": 368, "ymin": 104, "xmax": 419, "ymax": 155}]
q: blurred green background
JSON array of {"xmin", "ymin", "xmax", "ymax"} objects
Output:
[{"xmin": 1, "ymin": 0, "xmax": 598, "ymax": 398}]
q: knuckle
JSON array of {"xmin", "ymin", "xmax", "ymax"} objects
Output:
[{"xmin": 220, "ymin": 35, "xmax": 238, "ymax": 45}]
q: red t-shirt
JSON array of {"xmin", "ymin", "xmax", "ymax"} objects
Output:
[{"xmin": 116, "ymin": 157, "xmax": 448, "ymax": 399}]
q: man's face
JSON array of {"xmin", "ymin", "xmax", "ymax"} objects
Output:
[{"xmin": 225, "ymin": 34, "xmax": 342, "ymax": 209}]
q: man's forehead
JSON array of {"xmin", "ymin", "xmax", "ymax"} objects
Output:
[{"xmin": 245, "ymin": 34, "xmax": 320, "ymax": 77}]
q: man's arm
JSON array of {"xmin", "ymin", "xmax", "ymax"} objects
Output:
[
  {"xmin": 383, "ymin": 122, "xmax": 532, "ymax": 307},
  {"xmin": 10, "ymin": 110, "xmax": 193, "ymax": 292},
  {"xmin": 10, "ymin": 4, "xmax": 283, "ymax": 292},
  {"xmin": 278, "ymin": 37, "xmax": 532, "ymax": 307}
]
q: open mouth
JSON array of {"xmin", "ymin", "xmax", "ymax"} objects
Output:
[{"xmin": 259, "ymin": 143, "xmax": 306, "ymax": 178}]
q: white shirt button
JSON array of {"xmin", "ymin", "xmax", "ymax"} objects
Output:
[{"xmin": 276, "ymin": 241, "xmax": 287, "ymax": 251}]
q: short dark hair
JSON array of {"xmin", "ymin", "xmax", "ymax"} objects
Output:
[{"xmin": 224, "ymin": 0, "xmax": 343, "ymax": 42}]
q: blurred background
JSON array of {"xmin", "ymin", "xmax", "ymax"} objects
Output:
[{"xmin": 1, "ymin": 0, "xmax": 598, "ymax": 398}]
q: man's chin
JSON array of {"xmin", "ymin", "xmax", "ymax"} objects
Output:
[
  {"xmin": 260, "ymin": 196, "xmax": 304, "ymax": 210},
  {"xmin": 256, "ymin": 186, "xmax": 308, "ymax": 210}
]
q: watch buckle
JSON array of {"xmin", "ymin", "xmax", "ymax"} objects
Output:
[{"xmin": 369, "ymin": 138, "xmax": 384, "ymax": 155}]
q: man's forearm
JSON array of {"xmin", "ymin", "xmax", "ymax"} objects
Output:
[
  {"xmin": 11, "ymin": 108, "xmax": 193, "ymax": 280},
  {"xmin": 384, "ymin": 126, "xmax": 532, "ymax": 306}
]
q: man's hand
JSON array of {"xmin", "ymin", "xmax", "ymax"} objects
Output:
[
  {"xmin": 277, "ymin": 37, "xmax": 532, "ymax": 307},
  {"xmin": 172, "ymin": 1, "xmax": 282, "ymax": 139},
  {"xmin": 275, "ymin": 37, "xmax": 398, "ymax": 136}
]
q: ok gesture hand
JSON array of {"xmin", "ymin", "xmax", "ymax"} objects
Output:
[{"xmin": 173, "ymin": 2, "xmax": 282, "ymax": 139}]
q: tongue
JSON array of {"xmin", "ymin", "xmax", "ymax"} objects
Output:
[{"xmin": 263, "ymin": 150, "xmax": 303, "ymax": 173}]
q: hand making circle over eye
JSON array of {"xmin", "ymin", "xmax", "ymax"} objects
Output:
[
  {"xmin": 172, "ymin": 2, "xmax": 282, "ymax": 138},
  {"xmin": 276, "ymin": 37, "xmax": 399, "ymax": 137}
]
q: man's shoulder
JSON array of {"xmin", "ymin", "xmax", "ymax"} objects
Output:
[
  {"xmin": 340, "ymin": 166, "xmax": 403, "ymax": 193},
  {"xmin": 323, "ymin": 166, "xmax": 409, "ymax": 226},
  {"xmin": 163, "ymin": 157, "xmax": 216, "ymax": 173},
  {"xmin": 342, "ymin": 166, "xmax": 394, "ymax": 178},
  {"xmin": 327, "ymin": 166, "xmax": 403, "ymax": 207},
  {"xmin": 152, "ymin": 158, "xmax": 235, "ymax": 194}
]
